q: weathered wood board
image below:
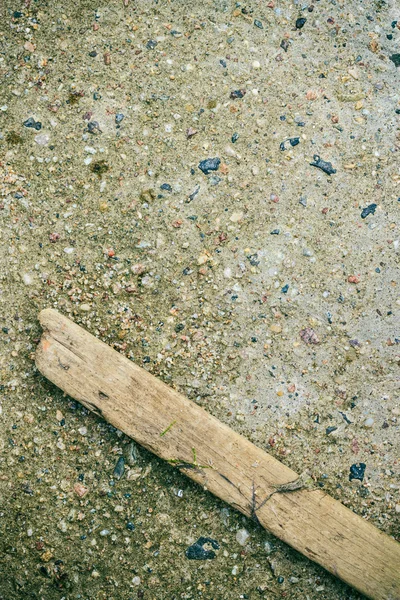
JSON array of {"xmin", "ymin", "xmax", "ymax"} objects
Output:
[{"xmin": 35, "ymin": 309, "xmax": 400, "ymax": 600}]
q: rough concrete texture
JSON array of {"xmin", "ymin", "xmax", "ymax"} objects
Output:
[{"xmin": 0, "ymin": 0, "xmax": 399, "ymax": 598}]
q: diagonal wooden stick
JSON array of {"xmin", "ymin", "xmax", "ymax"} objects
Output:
[{"xmin": 35, "ymin": 309, "xmax": 400, "ymax": 600}]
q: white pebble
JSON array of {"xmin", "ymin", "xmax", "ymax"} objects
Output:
[
  {"xmin": 22, "ymin": 273, "xmax": 33, "ymax": 285},
  {"xmin": 264, "ymin": 541, "xmax": 273, "ymax": 554},
  {"xmin": 252, "ymin": 60, "xmax": 260, "ymax": 69},
  {"xmin": 223, "ymin": 267, "xmax": 232, "ymax": 278},
  {"xmin": 58, "ymin": 520, "xmax": 67, "ymax": 532},
  {"xmin": 35, "ymin": 133, "xmax": 50, "ymax": 146},
  {"xmin": 364, "ymin": 417, "xmax": 374, "ymax": 428},
  {"xmin": 78, "ymin": 426, "xmax": 87, "ymax": 436},
  {"xmin": 236, "ymin": 528, "xmax": 250, "ymax": 546},
  {"xmin": 232, "ymin": 565, "xmax": 239, "ymax": 575},
  {"xmin": 132, "ymin": 576, "xmax": 141, "ymax": 585}
]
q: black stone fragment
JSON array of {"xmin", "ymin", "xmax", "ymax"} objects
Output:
[
  {"xmin": 88, "ymin": 50, "xmax": 97, "ymax": 57},
  {"xmin": 186, "ymin": 537, "xmax": 220, "ymax": 560},
  {"xmin": 270, "ymin": 229, "xmax": 280, "ymax": 235},
  {"xmin": 115, "ymin": 113, "xmax": 124, "ymax": 124},
  {"xmin": 230, "ymin": 89, "xmax": 246, "ymax": 99},
  {"xmin": 390, "ymin": 54, "xmax": 400, "ymax": 67},
  {"xmin": 326, "ymin": 426, "xmax": 337, "ymax": 435},
  {"xmin": 198, "ymin": 157, "xmax": 220, "ymax": 175},
  {"xmin": 146, "ymin": 40, "xmax": 157, "ymax": 49},
  {"xmin": 310, "ymin": 154, "xmax": 336, "ymax": 175},
  {"xmin": 187, "ymin": 184, "xmax": 200, "ymax": 203},
  {"xmin": 296, "ymin": 17, "xmax": 307, "ymax": 29},
  {"xmin": 160, "ymin": 183, "xmax": 172, "ymax": 191},
  {"xmin": 254, "ymin": 19, "xmax": 264, "ymax": 29},
  {"xmin": 247, "ymin": 253, "xmax": 260, "ymax": 266},
  {"xmin": 280, "ymin": 39, "xmax": 290, "ymax": 52},
  {"xmin": 88, "ymin": 121, "xmax": 101, "ymax": 133},
  {"xmin": 281, "ymin": 284, "xmax": 289, "ymax": 294},
  {"xmin": 360, "ymin": 203, "xmax": 377, "ymax": 219},
  {"xmin": 280, "ymin": 137, "xmax": 300, "ymax": 151},
  {"xmin": 23, "ymin": 117, "xmax": 41, "ymax": 130},
  {"xmin": 220, "ymin": 59, "xmax": 227, "ymax": 68},
  {"xmin": 232, "ymin": 132, "xmax": 239, "ymax": 143},
  {"xmin": 349, "ymin": 462, "xmax": 366, "ymax": 482},
  {"xmin": 13, "ymin": 11, "xmax": 23, "ymax": 18},
  {"xmin": 113, "ymin": 456, "xmax": 125, "ymax": 480}
]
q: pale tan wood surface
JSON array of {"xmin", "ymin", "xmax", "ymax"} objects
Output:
[{"xmin": 35, "ymin": 309, "xmax": 400, "ymax": 600}]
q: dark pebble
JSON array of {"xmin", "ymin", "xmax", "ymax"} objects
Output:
[
  {"xmin": 326, "ymin": 426, "xmax": 338, "ymax": 435},
  {"xmin": 146, "ymin": 40, "xmax": 157, "ymax": 50},
  {"xmin": 160, "ymin": 183, "xmax": 172, "ymax": 191},
  {"xmin": 279, "ymin": 137, "xmax": 300, "ymax": 151},
  {"xmin": 310, "ymin": 154, "xmax": 336, "ymax": 175},
  {"xmin": 23, "ymin": 117, "xmax": 41, "ymax": 130},
  {"xmin": 360, "ymin": 203, "xmax": 377, "ymax": 219},
  {"xmin": 271, "ymin": 229, "xmax": 280, "ymax": 235},
  {"xmin": 230, "ymin": 89, "xmax": 246, "ymax": 99},
  {"xmin": 247, "ymin": 253, "xmax": 260, "ymax": 266},
  {"xmin": 175, "ymin": 323, "xmax": 184, "ymax": 333},
  {"xmin": 296, "ymin": 17, "xmax": 307, "ymax": 29},
  {"xmin": 277, "ymin": 576, "xmax": 285, "ymax": 584},
  {"xmin": 113, "ymin": 456, "xmax": 125, "ymax": 480},
  {"xmin": 186, "ymin": 537, "xmax": 220, "ymax": 560},
  {"xmin": 349, "ymin": 462, "xmax": 366, "ymax": 482},
  {"xmin": 88, "ymin": 50, "xmax": 97, "ymax": 57},
  {"xmin": 232, "ymin": 132, "xmax": 239, "ymax": 143},
  {"xmin": 115, "ymin": 113, "xmax": 124, "ymax": 124},
  {"xmin": 280, "ymin": 39, "xmax": 290, "ymax": 52},
  {"xmin": 281, "ymin": 284, "xmax": 289, "ymax": 294},
  {"xmin": 220, "ymin": 59, "xmax": 227, "ymax": 67},
  {"xmin": 13, "ymin": 11, "xmax": 23, "ymax": 17},
  {"xmin": 88, "ymin": 121, "xmax": 100, "ymax": 133},
  {"xmin": 391, "ymin": 21, "xmax": 398, "ymax": 29},
  {"xmin": 2, "ymin": 327, "xmax": 8, "ymax": 334},
  {"xmin": 198, "ymin": 157, "xmax": 221, "ymax": 175},
  {"xmin": 187, "ymin": 184, "xmax": 200, "ymax": 202},
  {"xmin": 254, "ymin": 19, "xmax": 264, "ymax": 29},
  {"xmin": 390, "ymin": 54, "xmax": 400, "ymax": 67},
  {"xmin": 126, "ymin": 522, "xmax": 135, "ymax": 531},
  {"xmin": 387, "ymin": 34, "xmax": 393, "ymax": 40}
]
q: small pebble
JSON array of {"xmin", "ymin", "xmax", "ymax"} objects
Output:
[
  {"xmin": 349, "ymin": 463, "xmax": 366, "ymax": 481},
  {"xmin": 198, "ymin": 157, "xmax": 221, "ymax": 175},
  {"xmin": 113, "ymin": 456, "xmax": 125, "ymax": 480},
  {"xmin": 361, "ymin": 204, "xmax": 377, "ymax": 219},
  {"xmin": 236, "ymin": 528, "xmax": 250, "ymax": 546},
  {"xmin": 186, "ymin": 537, "xmax": 219, "ymax": 560},
  {"xmin": 295, "ymin": 17, "xmax": 307, "ymax": 29}
]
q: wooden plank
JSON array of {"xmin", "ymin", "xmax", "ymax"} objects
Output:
[{"xmin": 35, "ymin": 308, "xmax": 400, "ymax": 600}]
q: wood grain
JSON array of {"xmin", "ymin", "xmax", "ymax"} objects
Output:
[{"xmin": 35, "ymin": 308, "xmax": 400, "ymax": 600}]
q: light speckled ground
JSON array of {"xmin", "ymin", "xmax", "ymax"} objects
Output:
[{"xmin": 0, "ymin": 0, "xmax": 399, "ymax": 598}]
